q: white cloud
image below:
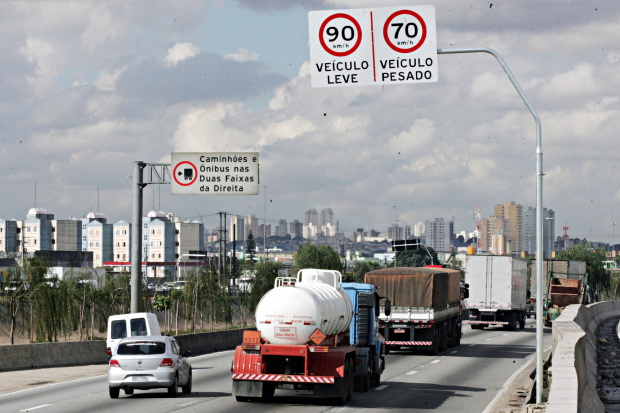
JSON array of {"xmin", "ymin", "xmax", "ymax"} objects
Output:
[
  {"xmin": 94, "ymin": 66, "xmax": 127, "ymax": 91},
  {"xmin": 224, "ymin": 47, "xmax": 259, "ymax": 62},
  {"xmin": 165, "ymin": 42, "xmax": 201, "ymax": 67}
]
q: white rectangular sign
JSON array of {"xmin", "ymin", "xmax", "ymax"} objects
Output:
[
  {"xmin": 170, "ymin": 152, "xmax": 259, "ymax": 195},
  {"xmin": 308, "ymin": 6, "xmax": 437, "ymax": 87}
]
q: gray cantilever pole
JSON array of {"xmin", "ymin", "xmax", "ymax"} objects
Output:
[
  {"xmin": 131, "ymin": 161, "xmax": 146, "ymax": 313},
  {"xmin": 438, "ymin": 48, "xmax": 544, "ymax": 403}
]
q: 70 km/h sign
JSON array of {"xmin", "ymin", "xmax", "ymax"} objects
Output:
[{"xmin": 308, "ymin": 6, "xmax": 437, "ymax": 87}]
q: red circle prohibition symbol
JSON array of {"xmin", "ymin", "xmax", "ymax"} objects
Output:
[
  {"xmin": 173, "ymin": 161, "xmax": 198, "ymax": 187},
  {"xmin": 319, "ymin": 13, "xmax": 362, "ymax": 57},
  {"xmin": 383, "ymin": 10, "xmax": 427, "ymax": 53}
]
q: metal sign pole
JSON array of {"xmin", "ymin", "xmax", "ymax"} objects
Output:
[
  {"xmin": 130, "ymin": 161, "xmax": 145, "ymax": 313},
  {"xmin": 438, "ymin": 48, "xmax": 544, "ymax": 403}
]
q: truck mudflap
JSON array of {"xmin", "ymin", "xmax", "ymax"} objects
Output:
[
  {"xmin": 384, "ymin": 341, "xmax": 432, "ymax": 346},
  {"xmin": 232, "ymin": 373, "xmax": 334, "ymax": 384}
]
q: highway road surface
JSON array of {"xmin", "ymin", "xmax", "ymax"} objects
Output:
[{"xmin": 0, "ymin": 318, "xmax": 550, "ymax": 413}]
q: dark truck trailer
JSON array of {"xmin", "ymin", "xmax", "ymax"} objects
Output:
[{"xmin": 364, "ymin": 267, "xmax": 463, "ymax": 355}]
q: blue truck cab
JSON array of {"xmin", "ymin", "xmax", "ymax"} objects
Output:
[{"xmin": 342, "ymin": 282, "xmax": 386, "ymax": 391}]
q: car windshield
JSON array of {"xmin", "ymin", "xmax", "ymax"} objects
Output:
[{"xmin": 117, "ymin": 341, "xmax": 166, "ymax": 355}]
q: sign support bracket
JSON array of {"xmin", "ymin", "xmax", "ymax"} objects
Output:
[
  {"xmin": 438, "ymin": 47, "xmax": 544, "ymax": 404},
  {"xmin": 130, "ymin": 162, "xmax": 171, "ymax": 314}
]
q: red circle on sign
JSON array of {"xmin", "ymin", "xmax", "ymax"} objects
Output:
[
  {"xmin": 318, "ymin": 13, "xmax": 362, "ymax": 57},
  {"xmin": 173, "ymin": 161, "xmax": 198, "ymax": 187},
  {"xmin": 383, "ymin": 10, "xmax": 427, "ymax": 53}
]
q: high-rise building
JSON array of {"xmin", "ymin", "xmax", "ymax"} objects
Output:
[
  {"xmin": 0, "ymin": 219, "xmax": 18, "ymax": 252},
  {"xmin": 304, "ymin": 209, "xmax": 318, "ymax": 226},
  {"xmin": 289, "ymin": 220, "xmax": 303, "ymax": 238},
  {"xmin": 414, "ymin": 222, "xmax": 426, "ymax": 239},
  {"xmin": 319, "ymin": 208, "xmax": 334, "ymax": 228},
  {"xmin": 424, "ymin": 217, "xmax": 453, "ymax": 252},
  {"xmin": 52, "ymin": 218, "xmax": 82, "ymax": 251},
  {"xmin": 277, "ymin": 219, "xmax": 288, "ymax": 237},
  {"xmin": 523, "ymin": 207, "xmax": 555, "ymax": 257},
  {"xmin": 229, "ymin": 215, "xmax": 246, "ymax": 242},
  {"xmin": 174, "ymin": 218, "xmax": 204, "ymax": 261},
  {"xmin": 113, "ymin": 220, "xmax": 131, "ymax": 262},
  {"xmin": 494, "ymin": 201, "xmax": 523, "ymax": 253},
  {"xmin": 85, "ymin": 212, "xmax": 113, "ymax": 268},
  {"xmin": 23, "ymin": 208, "xmax": 54, "ymax": 252},
  {"xmin": 479, "ymin": 216, "xmax": 508, "ymax": 253}
]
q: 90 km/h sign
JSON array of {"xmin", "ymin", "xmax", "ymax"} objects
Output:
[{"xmin": 309, "ymin": 5, "xmax": 437, "ymax": 88}]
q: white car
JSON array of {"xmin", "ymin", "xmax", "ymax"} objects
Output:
[{"xmin": 108, "ymin": 335, "xmax": 192, "ymax": 398}]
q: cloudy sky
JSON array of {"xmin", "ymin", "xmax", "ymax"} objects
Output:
[{"xmin": 1, "ymin": 0, "xmax": 619, "ymax": 245}]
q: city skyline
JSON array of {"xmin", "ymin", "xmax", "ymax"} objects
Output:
[{"xmin": 1, "ymin": 2, "xmax": 619, "ymax": 245}]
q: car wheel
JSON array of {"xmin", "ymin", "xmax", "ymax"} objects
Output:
[
  {"xmin": 182, "ymin": 371, "xmax": 192, "ymax": 394},
  {"xmin": 168, "ymin": 375, "xmax": 178, "ymax": 397},
  {"xmin": 109, "ymin": 386, "xmax": 120, "ymax": 399},
  {"xmin": 124, "ymin": 388, "xmax": 134, "ymax": 395}
]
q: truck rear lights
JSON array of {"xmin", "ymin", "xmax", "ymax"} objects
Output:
[
  {"xmin": 159, "ymin": 358, "xmax": 174, "ymax": 367},
  {"xmin": 109, "ymin": 359, "xmax": 120, "ymax": 367},
  {"xmin": 107, "ymin": 347, "xmax": 112, "ymax": 357},
  {"xmin": 242, "ymin": 344, "xmax": 260, "ymax": 350},
  {"xmin": 308, "ymin": 346, "xmax": 328, "ymax": 353}
]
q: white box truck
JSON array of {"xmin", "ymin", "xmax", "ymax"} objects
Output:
[
  {"xmin": 464, "ymin": 255, "xmax": 528, "ymax": 330},
  {"xmin": 106, "ymin": 312, "xmax": 162, "ymax": 357}
]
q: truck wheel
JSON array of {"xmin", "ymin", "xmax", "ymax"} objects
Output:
[
  {"xmin": 262, "ymin": 382, "xmax": 275, "ymax": 398},
  {"xmin": 385, "ymin": 345, "xmax": 391, "ymax": 355},
  {"xmin": 430, "ymin": 328, "xmax": 439, "ymax": 355},
  {"xmin": 347, "ymin": 359, "xmax": 354, "ymax": 401},
  {"xmin": 334, "ymin": 359, "xmax": 351, "ymax": 405},
  {"xmin": 439, "ymin": 325, "xmax": 447, "ymax": 352},
  {"xmin": 370, "ymin": 358, "xmax": 381, "ymax": 386}
]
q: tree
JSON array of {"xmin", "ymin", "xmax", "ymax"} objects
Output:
[
  {"xmin": 246, "ymin": 232, "xmax": 257, "ymax": 265},
  {"xmin": 249, "ymin": 260, "xmax": 283, "ymax": 312},
  {"xmin": 294, "ymin": 243, "xmax": 342, "ymax": 272},
  {"xmin": 555, "ymin": 244, "xmax": 610, "ymax": 299},
  {"xmin": 350, "ymin": 261, "xmax": 381, "ymax": 283},
  {"xmin": 394, "ymin": 246, "xmax": 438, "ymax": 268}
]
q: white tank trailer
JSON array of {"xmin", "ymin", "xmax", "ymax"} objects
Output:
[{"xmin": 254, "ymin": 269, "xmax": 354, "ymax": 345}]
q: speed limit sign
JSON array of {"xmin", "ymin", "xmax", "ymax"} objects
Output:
[{"xmin": 309, "ymin": 6, "xmax": 437, "ymax": 87}]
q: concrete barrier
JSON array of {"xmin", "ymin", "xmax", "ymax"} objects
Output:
[
  {"xmin": 546, "ymin": 301, "xmax": 620, "ymax": 413},
  {"xmin": 0, "ymin": 328, "xmax": 254, "ymax": 372}
]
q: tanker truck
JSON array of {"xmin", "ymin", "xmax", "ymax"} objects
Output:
[
  {"xmin": 231, "ymin": 269, "xmax": 385, "ymax": 404},
  {"xmin": 364, "ymin": 266, "xmax": 464, "ymax": 355}
]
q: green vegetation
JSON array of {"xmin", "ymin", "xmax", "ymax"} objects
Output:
[
  {"xmin": 294, "ymin": 242, "xmax": 342, "ymax": 272},
  {"xmin": 0, "ymin": 256, "xmax": 262, "ymax": 345},
  {"xmin": 555, "ymin": 244, "xmax": 610, "ymax": 298}
]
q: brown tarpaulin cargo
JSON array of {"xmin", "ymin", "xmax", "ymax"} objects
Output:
[{"xmin": 364, "ymin": 267, "xmax": 461, "ymax": 308}]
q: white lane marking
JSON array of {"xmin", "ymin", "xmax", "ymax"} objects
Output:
[
  {"xmin": 375, "ymin": 385, "xmax": 389, "ymax": 391},
  {"xmin": 0, "ymin": 374, "xmax": 107, "ymax": 398},
  {"xmin": 485, "ymin": 338, "xmax": 492, "ymax": 341},
  {"xmin": 503, "ymin": 334, "xmax": 509, "ymax": 336},
  {"xmin": 332, "ymin": 407, "xmax": 348, "ymax": 412},
  {"xmin": 431, "ymin": 359, "xmax": 441, "ymax": 364},
  {"xmin": 179, "ymin": 400, "xmax": 200, "ymax": 407},
  {"xmin": 469, "ymin": 343, "xmax": 477, "ymax": 346},
  {"xmin": 406, "ymin": 370, "xmax": 418, "ymax": 375},
  {"xmin": 20, "ymin": 404, "xmax": 51, "ymax": 411}
]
